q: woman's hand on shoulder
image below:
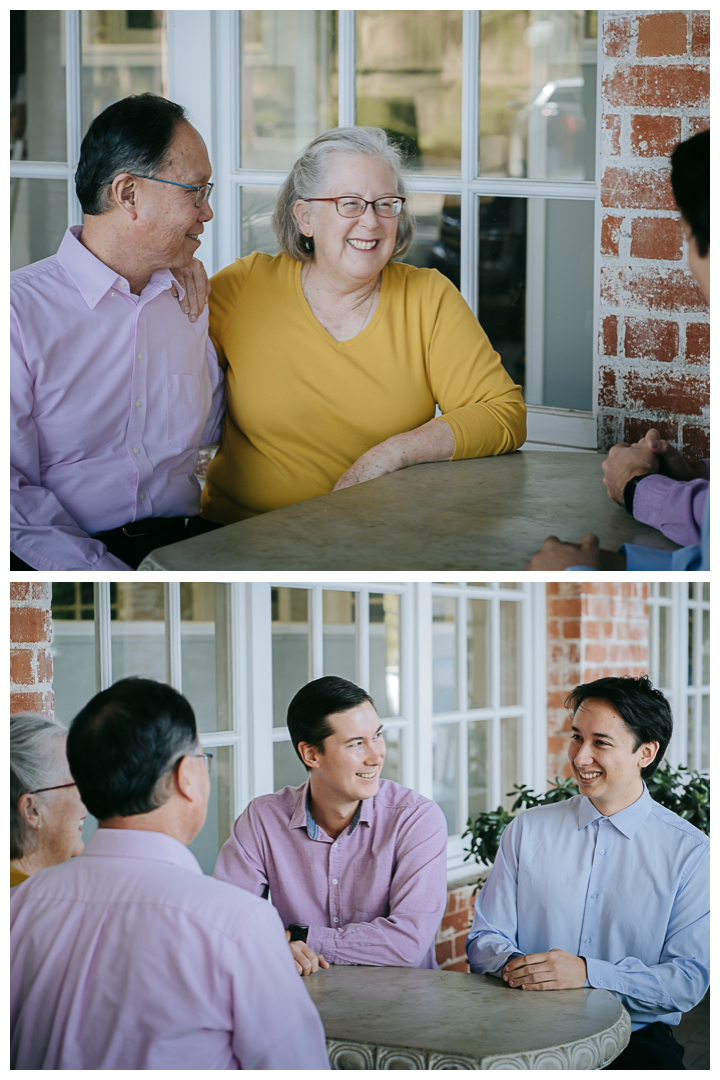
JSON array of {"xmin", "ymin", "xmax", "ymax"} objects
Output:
[{"xmin": 169, "ymin": 258, "xmax": 211, "ymax": 322}]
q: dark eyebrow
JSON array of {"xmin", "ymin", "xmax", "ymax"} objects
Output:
[
  {"xmin": 571, "ymin": 725, "xmax": 615, "ymax": 741},
  {"xmin": 343, "ymin": 725, "xmax": 384, "ymax": 744}
]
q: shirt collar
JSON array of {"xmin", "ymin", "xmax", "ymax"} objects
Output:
[
  {"xmin": 577, "ymin": 781, "xmax": 653, "ymax": 838},
  {"xmin": 288, "ymin": 780, "xmax": 370, "ymax": 839},
  {"xmin": 56, "ymin": 225, "xmax": 183, "ymax": 309},
  {"xmin": 80, "ymin": 827, "xmax": 203, "ymax": 875}
]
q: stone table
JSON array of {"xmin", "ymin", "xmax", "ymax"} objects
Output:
[
  {"xmin": 139, "ymin": 451, "xmax": 676, "ymax": 571},
  {"xmin": 303, "ymin": 966, "xmax": 631, "ymax": 1070}
]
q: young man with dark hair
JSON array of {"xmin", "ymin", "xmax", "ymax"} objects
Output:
[
  {"xmin": 11, "ymin": 678, "xmax": 329, "ymax": 1071},
  {"xmin": 11, "ymin": 93, "xmax": 222, "ymax": 571},
  {"xmin": 215, "ymin": 675, "xmax": 448, "ymax": 975},
  {"xmin": 527, "ymin": 128, "xmax": 710, "ymax": 571},
  {"xmin": 466, "ymin": 675, "xmax": 709, "ymax": 1071}
]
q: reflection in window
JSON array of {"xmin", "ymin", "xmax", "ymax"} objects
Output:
[
  {"xmin": 501, "ymin": 716, "xmax": 520, "ymax": 811},
  {"xmin": 272, "ymin": 588, "xmax": 310, "ymax": 727},
  {"xmin": 111, "ymin": 583, "xmax": 166, "ymax": 684},
  {"xmin": 189, "ymin": 746, "xmax": 233, "ymax": 874},
  {"xmin": 241, "ymin": 11, "xmax": 337, "ymax": 171},
  {"xmin": 467, "ymin": 599, "xmax": 490, "ymax": 710},
  {"xmin": 241, "ymin": 186, "xmax": 281, "ymax": 257},
  {"xmin": 81, "ymin": 10, "xmax": 167, "ymax": 135},
  {"xmin": 10, "ymin": 10, "xmax": 67, "ymax": 163},
  {"xmin": 274, "ymin": 737, "xmax": 308, "ymax": 791},
  {"xmin": 402, "ymin": 192, "xmax": 460, "ymax": 290},
  {"xmin": 432, "ymin": 597, "xmax": 457, "ymax": 712},
  {"xmin": 433, "ymin": 722, "xmax": 457, "ymax": 834},
  {"xmin": 500, "ymin": 601, "xmax": 521, "ymax": 707},
  {"xmin": 369, "ymin": 593, "xmax": 400, "ymax": 718},
  {"xmin": 11, "ymin": 178, "xmax": 67, "ymax": 272},
  {"xmin": 468, "ymin": 719, "xmax": 489, "ymax": 818},
  {"xmin": 382, "ymin": 726, "xmax": 402, "ymax": 783},
  {"xmin": 181, "ymin": 583, "xmax": 231, "ymax": 734},
  {"xmin": 50, "ymin": 583, "xmax": 97, "ymax": 727},
  {"xmin": 323, "ymin": 591, "xmax": 357, "ymax": 684},
  {"xmin": 356, "ymin": 10, "xmax": 462, "ymax": 174},
  {"xmin": 479, "ymin": 10, "xmax": 597, "ymax": 181}
]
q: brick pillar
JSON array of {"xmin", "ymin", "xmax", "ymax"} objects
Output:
[
  {"xmin": 546, "ymin": 583, "xmax": 649, "ymax": 781},
  {"xmin": 10, "ymin": 582, "xmax": 54, "ymax": 718},
  {"xmin": 435, "ymin": 883, "xmax": 476, "ymax": 972},
  {"xmin": 597, "ymin": 11, "xmax": 710, "ymax": 458}
]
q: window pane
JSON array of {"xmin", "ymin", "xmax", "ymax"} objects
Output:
[
  {"xmin": 501, "ymin": 716, "xmax": 520, "ymax": 811},
  {"xmin": 11, "ymin": 11, "xmax": 67, "ymax": 162},
  {"xmin": 701, "ymin": 695, "xmax": 709, "ymax": 771},
  {"xmin": 433, "ymin": 722, "xmax": 457, "ymax": 834},
  {"xmin": 702, "ymin": 583, "xmax": 709, "ymax": 602},
  {"xmin": 50, "ymin": 584, "xmax": 96, "ymax": 727},
  {"xmin": 323, "ymin": 591, "xmax": 357, "ymax": 683},
  {"xmin": 241, "ymin": 11, "xmax": 338, "ymax": 170},
  {"xmin": 701, "ymin": 609, "xmax": 709, "ymax": 686},
  {"xmin": 432, "ymin": 596, "xmax": 457, "ymax": 712},
  {"xmin": 657, "ymin": 605, "xmax": 671, "ymax": 688},
  {"xmin": 274, "ymin": 738, "xmax": 308, "ymax": 791},
  {"xmin": 272, "ymin": 588, "xmax": 310, "ymax": 728},
  {"xmin": 402, "ymin": 192, "xmax": 460, "ymax": 289},
  {"xmin": 687, "ymin": 608, "xmax": 695, "ymax": 685},
  {"xmin": 659, "ymin": 583, "xmax": 672, "ymax": 598},
  {"xmin": 468, "ymin": 582, "xmax": 490, "ymax": 587},
  {"xmin": 479, "ymin": 10, "xmax": 597, "ymax": 181},
  {"xmin": 686, "ymin": 695, "xmax": 695, "ymax": 770},
  {"xmin": 188, "ymin": 746, "xmax": 233, "ymax": 875},
  {"xmin": 241, "ymin": 186, "xmax": 280, "ymax": 257},
  {"xmin": 81, "ymin": 11, "xmax": 167, "ymax": 134},
  {"xmin": 468, "ymin": 719, "xmax": 489, "ymax": 819},
  {"xmin": 11, "ymin": 178, "xmax": 67, "ymax": 271},
  {"xmin": 356, "ymin": 10, "xmax": 462, "ymax": 174},
  {"xmin": 500, "ymin": 601, "xmax": 521, "ymax": 707},
  {"xmin": 111, "ymin": 583, "xmax": 165, "ymax": 683},
  {"xmin": 369, "ymin": 593, "xmax": 401, "ymax": 718},
  {"xmin": 467, "ymin": 598, "xmax": 490, "ymax": 709},
  {"xmin": 180, "ymin": 584, "xmax": 230, "ymax": 734},
  {"xmin": 500, "ymin": 583, "xmax": 521, "ymax": 589},
  {"xmin": 381, "ymin": 726, "xmax": 402, "ymax": 783},
  {"xmin": 477, "ymin": 194, "xmax": 595, "ymax": 410}
]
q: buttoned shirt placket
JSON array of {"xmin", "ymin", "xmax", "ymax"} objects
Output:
[
  {"xmin": 577, "ymin": 815, "xmax": 613, "ymax": 983},
  {"xmin": 305, "ymin": 793, "xmax": 362, "ymax": 931}
]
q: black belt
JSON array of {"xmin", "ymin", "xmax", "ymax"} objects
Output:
[{"xmin": 119, "ymin": 517, "xmax": 187, "ymax": 538}]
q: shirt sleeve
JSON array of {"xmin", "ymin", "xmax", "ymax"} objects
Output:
[
  {"xmin": 199, "ymin": 336, "xmax": 226, "ymax": 448},
  {"xmin": 583, "ymin": 843, "xmax": 709, "ymax": 1023},
  {"xmin": 422, "ymin": 273, "xmax": 527, "ymax": 460},
  {"xmin": 213, "ymin": 805, "xmax": 270, "ymax": 899},
  {"xmin": 465, "ymin": 816, "xmax": 524, "ymax": 976},
  {"xmin": 621, "ymin": 543, "xmax": 704, "ymax": 571},
  {"xmin": 306, "ymin": 801, "xmax": 448, "ymax": 967},
  {"xmin": 633, "ymin": 474, "xmax": 708, "ymax": 546},
  {"xmin": 11, "ymin": 313, "xmax": 131, "ymax": 571}
]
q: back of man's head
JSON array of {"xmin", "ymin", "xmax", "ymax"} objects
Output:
[
  {"xmin": 75, "ymin": 93, "xmax": 188, "ymax": 216},
  {"xmin": 67, "ymin": 677, "xmax": 198, "ymax": 820},
  {"xmin": 565, "ymin": 674, "xmax": 673, "ymax": 780},
  {"xmin": 287, "ymin": 676, "xmax": 375, "ymax": 767},
  {"xmin": 671, "ymin": 128, "xmax": 709, "ymax": 256}
]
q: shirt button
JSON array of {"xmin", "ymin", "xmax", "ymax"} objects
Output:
[
  {"xmin": 133, "ymin": 447, "xmax": 141, "ymax": 455},
  {"xmin": 598, "ymin": 849, "xmax": 605, "ymax": 855},
  {"xmin": 139, "ymin": 493, "xmax": 146, "ymax": 501},
  {"xmin": 111, "ymin": 291, "xmax": 116, "ymax": 298},
  {"xmin": 137, "ymin": 353, "xmax": 143, "ymax": 360},
  {"xmin": 583, "ymin": 937, "xmax": 590, "ymax": 943},
  {"xmin": 136, "ymin": 400, "xmax": 142, "ymax": 408},
  {"xmin": 332, "ymin": 879, "xmax": 338, "ymax": 885},
  {"xmin": 333, "ymin": 917, "xmax": 339, "ymax": 924},
  {"xmin": 590, "ymin": 892, "xmax": 597, "ymax": 899},
  {"xmin": 598, "ymin": 979, "xmax": 604, "ymax": 986}
]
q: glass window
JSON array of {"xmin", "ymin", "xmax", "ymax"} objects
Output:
[
  {"xmin": 11, "ymin": 11, "xmax": 67, "ymax": 162},
  {"xmin": 500, "ymin": 601, "xmax": 521, "ymax": 707},
  {"xmin": 273, "ymin": 738, "xmax": 308, "ymax": 791},
  {"xmin": 81, "ymin": 11, "xmax": 167, "ymax": 134},
  {"xmin": 381, "ymin": 726, "xmax": 402, "ymax": 783},
  {"xmin": 188, "ymin": 746, "xmax": 233, "ymax": 874},
  {"xmin": 467, "ymin": 719, "xmax": 489, "ymax": 819},
  {"xmin": 240, "ymin": 11, "xmax": 337, "ymax": 170},
  {"xmin": 323, "ymin": 590, "xmax": 357, "ymax": 683},
  {"xmin": 11, "ymin": 178, "xmax": 67, "ymax": 272},
  {"xmin": 50, "ymin": 583, "xmax": 96, "ymax": 727},
  {"xmin": 241, "ymin": 186, "xmax": 280, "ymax": 257},
  {"xmin": 356, "ymin": 11, "xmax": 463, "ymax": 174},
  {"xmin": 467, "ymin": 598, "xmax": 490, "ymax": 709},
  {"xmin": 180, "ymin": 584, "xmax": 232, "ymax": 734},
  {"xmin": 111, "ymin": 583, "xmax": 166, "ymax": 684},
  {"xmin": 369, "ymin": 592, "xmax": 401, "ymax": 718},
  {"xmin": 500, "ymin": 716, "xmax": 520, "ymax": 810},
  {"xmin": 272, "ymin": 588, "xmax": 310, "ymax": 727},
  {"xmin": 433, "ymin": 722, "xmax": 458, "ymax": 834},
  {"xmin": 432, "ymin": 596, "xmax": 457, "ymax": 712},
  {"xmin": 479, "ymin": 10, "xmax": 597, "ymax": 181},
  {"xmin": 402, "ymin": 192, "xmax": 460, "ymax": 289}
]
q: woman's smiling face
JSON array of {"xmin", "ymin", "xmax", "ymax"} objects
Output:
[{"xmin": 294, "ymin": 152, "xmax": 400, "ymax": 285}]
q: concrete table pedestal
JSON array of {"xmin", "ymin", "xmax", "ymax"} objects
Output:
[{"xmin": 304, "ymin": 967, "xmax": 631, "ymax": 1070}]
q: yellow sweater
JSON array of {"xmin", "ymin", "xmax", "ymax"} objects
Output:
[{"xmin": 202, "ymin": 253, "xmax": 526, "ymax": 523}]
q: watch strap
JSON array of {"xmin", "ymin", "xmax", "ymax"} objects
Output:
[{"xmin": 623, "ymin": 473, "xmax": 652, "ymax": 517}]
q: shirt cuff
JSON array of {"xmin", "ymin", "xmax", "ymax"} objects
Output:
[
  {"xmin": 620, "ymin": 543, "xmax": 674, "ymax": 571},
  {"xmin": 306, "ymin": 925, "xmax": 337, "ymax": 965}
]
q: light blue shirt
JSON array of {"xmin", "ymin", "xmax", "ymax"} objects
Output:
[{"xmin": 466, "ymin": 784, "xmax": 709, "ymax": 1030}]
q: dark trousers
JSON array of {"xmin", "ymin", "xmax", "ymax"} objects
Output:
[
  {"xmin": 603, "ymin": 1022, "xmax": 685, "ymax": 1070},
  {"xmin": 10, "ymin": 516, "xmax": 223, "ymax": 571}
]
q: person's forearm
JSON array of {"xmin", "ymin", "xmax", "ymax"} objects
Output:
[
  {"xmin": 306, "ymin": 909, "xmax": 441, "ymax": 968},
  {"xmin": 380, "ymin": 416, "xmax": 455, "ymax": 469},
  {"xmin": 633, "ymin": 474, "xmax": 708, "ymax": 547}
]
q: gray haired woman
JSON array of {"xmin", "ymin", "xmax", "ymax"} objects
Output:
[
  {"xmin": 199, "ymin": 126, "xmax": 525, "ymax": 526},
  {"xmin": 10, "ymin": 713, "xmax": 87, "ymax": 887}
]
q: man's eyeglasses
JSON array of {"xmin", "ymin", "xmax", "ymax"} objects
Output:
[
  {"xmin": 193, "ymin": 752, "xmax": 213, "ymax": 773},
  {"xmin": 302, "ymin": 196, "xmax": 405, "ymax": 219},
  {"xmin": 29, "ymin": 781, "xmax": 78, "ymax": 795},
  {"xmin": 134, "ymin": 174, "xmax": 214, "ymax": 207}
]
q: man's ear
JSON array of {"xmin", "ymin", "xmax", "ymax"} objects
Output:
[
  {"xmin": 298, "ymin": 741, "xmax": 322, "ymax": 770},
  {"xmin": 175, "ymin": 755, "xmax": 204, "ymax": 803},
  {"xmin": 110, "ymin": 173, "xmax": 140, "ymax": 219},
  {"xmin": 638, "ymin": 741, "xmax": 660, "ymax": 772}
]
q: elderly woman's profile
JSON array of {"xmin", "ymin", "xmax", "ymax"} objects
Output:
[
  {"xmin": 199, "ymin": 126, "xmax": 526, "ymax": 525},
  {"xmin": 10, "ymin": 713, "xmax": 87, "ymax": 888}
]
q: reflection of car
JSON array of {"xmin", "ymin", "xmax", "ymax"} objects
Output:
[{"xmin": 509, "ymin": 77, "xmax": 587, "ymax": 179}]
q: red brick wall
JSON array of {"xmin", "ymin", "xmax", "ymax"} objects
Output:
[
  {"xmin": 546, "ymin": 583, "xmax": 649, "ymax": 781},
  {"xmin": 435, "ymin": 883, "xmax": 476, "ymax": 973},
  {"xmin": 10, "ymin": 582, "xmax": 54, "ymax": 718},
  {"xmin": 597, "ymin": 11, "xmax": 710, "ymax": 457}
]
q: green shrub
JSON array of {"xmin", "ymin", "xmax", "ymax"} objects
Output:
[{"xmin": 462, "ymin": 762, "xmax": 709, "ymax": 890}]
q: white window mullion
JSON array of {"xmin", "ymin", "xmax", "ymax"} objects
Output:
[
  {"xmin": 357, "ymin": 588, "xmax": 370, "ymax": 689},
  {"xmin": 93, "ymin": 582, "xmax": 113, "ymax": 691},
  {"xmin": 337, "ymin": 11, "xmax": 356, "ymax": 128},
  {"xmin": 529, "ymin": 584, "xmax": 547, "ymax": 792},
  {"xmin": 400, "ymin": 584, "xmax": 415, "ymax": 790},
  {"xmin": 674, "ymin": 584, "xmax": 689, "ymax": 767},
  {"xmin": 214, "ymin": 8, "xmax": 241, "ymax": 272},
  {"xmin": 460, "ymin": 10, "xmax": 480, "ymax": 314},
  {"xmin": 415, "ymin": 584, "xmax": 434, "ymax": 798},
  {"xmin": 65, "ymin": 10, "xmax": 82, "ymax": 226},
  {"xmin": 229, "ymin": 583, "xmax": 249, "ymax": 815},
  {"xmin": 489, "ymin": 592, "xmax": 502, "ymax": 809},
  {"xmin": 310, "ymin": 587, "xmax": 324, "ymax": 679},
  {"xmin": 246, "ymin": 583, "xmax": 274, "ymax": 800},
  {"xmin": 165, "ymin": 583, "xmax": 182, "ymax": 692}
]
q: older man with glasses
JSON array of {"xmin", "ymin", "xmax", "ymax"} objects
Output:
[
  {"xmin": 11, "ymin": 93, "xmax": 223, "ymax": 570},
  {"xmin": 10, "ymin": 677, "xmax": 330, "ymax": 1071}
]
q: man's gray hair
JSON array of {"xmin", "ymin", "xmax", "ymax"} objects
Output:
[
  {"xmin": 272, "ymin": 126, "xmax": 415, "ymax": 262},
  {"xmin": 10, "ymin": 713, "xmax": 68, "ymax": 860}
]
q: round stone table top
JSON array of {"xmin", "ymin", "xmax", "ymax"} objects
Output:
[
  {"xmin": 139, "ymin": 451, "xmax": 676, "ymax": 571},
  {"xmin": 304, "ymin": 966, "xmax": 631, "ymax": 1070}
]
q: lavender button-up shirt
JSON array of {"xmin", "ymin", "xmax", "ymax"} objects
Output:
[
  {"xmin": 214, "ymin": 778, "xmax": 448, "ymax": 969},
  {"xmin": 10, "ymin": 829, "xmax": 330, "ymax": 1070},
  {"xmin": 11, "ymin": 226, "xmax": 225, "ymax": 570},
  {"xmin": 633, "ymin": 464, "xmax": 709, "ymax": 547}
]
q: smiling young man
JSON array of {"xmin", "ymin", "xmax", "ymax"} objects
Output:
[
  {"xmin": 466, "ymin": 676, "xmax": 709, "ymax": 1070},
  {"xmin": 214, "ymin": 676, "xmax": 448, "ymax": 974}
]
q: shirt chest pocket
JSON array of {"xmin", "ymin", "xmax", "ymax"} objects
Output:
[{"xmin": 167, "ymin": 373, "xmax": 210, "ymax": 450}]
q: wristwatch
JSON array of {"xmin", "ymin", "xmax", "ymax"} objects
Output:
[
  {"xmin": 288, "ymin": 923, "xmax": 309, "ymax": 943},
  {"xmin": 623, "ymin": 473, "xmax": 652, "ymax": 517}
]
